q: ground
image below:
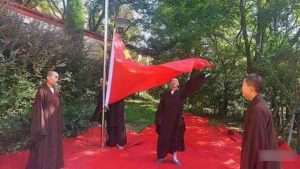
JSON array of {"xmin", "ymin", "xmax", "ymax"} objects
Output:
[{"xmin": 1, "ymin": 113, "xmax": 299, "ymax": 169}]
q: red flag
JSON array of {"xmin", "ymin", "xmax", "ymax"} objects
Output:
[{"xmin": 105, "ymin": 32, "xmax": 213, "ymax": 105}]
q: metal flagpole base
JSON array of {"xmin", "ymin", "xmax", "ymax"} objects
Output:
[{"xmin": 100, "ymin": 107, "xmax": 106, "ymax": 149}]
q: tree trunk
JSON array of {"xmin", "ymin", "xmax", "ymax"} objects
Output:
[
  {"xmin": 239, "ymin": 0, "xmax": 252, "ymax": 72},
  {"xmin": 287, "ymin": 109, "xmax": 295, "ymax": 145},
  {"xmin": 296, "ymin": 86, "xmax": 300, "ymax": 154},
  {"xmin": 222, "ymin": 81, "xmax": 229, "ymax": 117},
  {"xmin": 281, "ymin": 106, "xmax": 285, "ymax": 139}
]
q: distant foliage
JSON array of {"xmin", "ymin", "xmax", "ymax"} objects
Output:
[{"xmin": 0, "ymin": 7, "xmax": 101, "ymax": 153}]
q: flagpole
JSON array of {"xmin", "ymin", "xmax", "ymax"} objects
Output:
[{"xmin": 101, "ymin": 0, "xmax": 109, "ymax": 150}]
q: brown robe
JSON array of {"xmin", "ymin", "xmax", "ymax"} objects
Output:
[
  {"xmin": 155, "ymin": 74, "xmax": 206, "ymax": 159},
  {"xmin": 240, "ymin": 95, "xmax": 281, "ymax": 169},
  {"xmin": 90, "ymin": 86, "xmax": 103, "ymax": 122},
  {"xmin": 26, "ymin": 85, "xmax": 64, "ymax": 169},
  {"xmin": 90, "ymin": 87, "xmax": 127, "ymax": 147}
]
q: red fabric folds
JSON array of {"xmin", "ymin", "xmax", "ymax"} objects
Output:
[{"xmin": 105, "ymin": 33, "xmax": 213, "ymax": 105}]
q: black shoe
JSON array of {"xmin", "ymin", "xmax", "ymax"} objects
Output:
[{"xmin": 172, "ymin": 159, "xmax": 181, "ymax": 167}]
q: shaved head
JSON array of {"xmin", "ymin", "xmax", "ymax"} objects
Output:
[
  {"xmin": 171, "ymin": 78, "xmax": 179, "ymax": 83},
  {"xmin": 242, "ymin": 73, "xmax": 263, "ymax": 101},
  {"xmin": 170, "ymin": 78, "xmax": 179, "ymax": 90},
  {"xmin": 47, "ymin": 71, "xmax": 58, "ymax": 77},
  {"xmin": 46, "ymin": 71, "xmax": 59, "ymax": 87},
  {"xmin": 97, "ymin": 78, "xmax": 106, "ymax": 86}
]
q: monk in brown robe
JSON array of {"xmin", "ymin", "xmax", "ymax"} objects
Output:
[
  {"xmin": 90, "ymin": 82, "xmax": 127, "ymax": 149},
  {"xmin": 26, "ymin": 71, "xmax": 64, "ymax": 169},
  {"xmin": 155, "ymin": 73, "xmax": 207, "ymax": 167},
  {"xmin": 240, "ymin": 73, "xmax": 281, "ymax": 169}
]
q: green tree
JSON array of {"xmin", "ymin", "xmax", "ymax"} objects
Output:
[
  {"xmin": 0, "ymin": 7, "xmax": 100, "ymax": 153},
  {"xmin": 131, "ymin": 0, "xmax": 300, "ymax": 149},
  {"xmin": 66, "ymin": 0, "xmax": 84, "ymax": 36}
]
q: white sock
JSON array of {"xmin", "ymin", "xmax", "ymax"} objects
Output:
[
  {"xmin": 116, "ymin": 144, "xmax": 124, "ymax": 150},
  {"xmin": 173, "ymin": 152, "xmax": 179, "ymax": 162}
]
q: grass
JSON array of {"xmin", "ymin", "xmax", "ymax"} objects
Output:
[
  {"xmin": 124, "ymin": 99, "xmax": 244, "ymax": 133},
  {"xmin": 125, "ymin": 99, "xmax": 157, "ymax": 132}
]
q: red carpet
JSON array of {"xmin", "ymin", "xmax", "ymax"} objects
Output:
[{"xmin": 0, "ymin": 114, "xmax": 299, "ymax": 169}]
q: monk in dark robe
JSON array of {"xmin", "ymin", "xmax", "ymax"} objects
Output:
[
  {"xmin": 26, "ymin": 71, "xmax": 64, "ymax": 169},
  {"xmin": 106, "ymin": 99, "xmax": 127, "ymax": 149},
  {"xmin": 240, "ymin": 73, "xmax": 281, "ymax": 169},
  {"xmin": 155, "ymin": 73, "xmax": 207, "ymax": 167},
  {"xmin": 90, "ymin": 82, "xmax": 127, "ymax": 149}
]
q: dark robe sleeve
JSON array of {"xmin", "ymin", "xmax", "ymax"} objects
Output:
[
  {"xmin": 181, "ymin": 74, "xmax": 206, "ymax": 99},
  {"xmin": 58, "ymin": 92, "xmax": 65, "ymax": 133},
  {"xmin": 241, "ymin": 109, "xmax": 267, "ymax": 169},
  {"xmin": 30, "ymin": 88, "xmax": 47, "ymax": 144},
  {"xmin": 90, "ymin": 88, "xmax": 103, "ymax": 122},
  {"xmin": 155, "ymin": 93, "xmax": 165, "ymax": 133}
]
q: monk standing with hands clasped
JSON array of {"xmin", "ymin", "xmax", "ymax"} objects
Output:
[{"xmin": 26, "ymin": 71, "xmax": 64, "ymax": 169}]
